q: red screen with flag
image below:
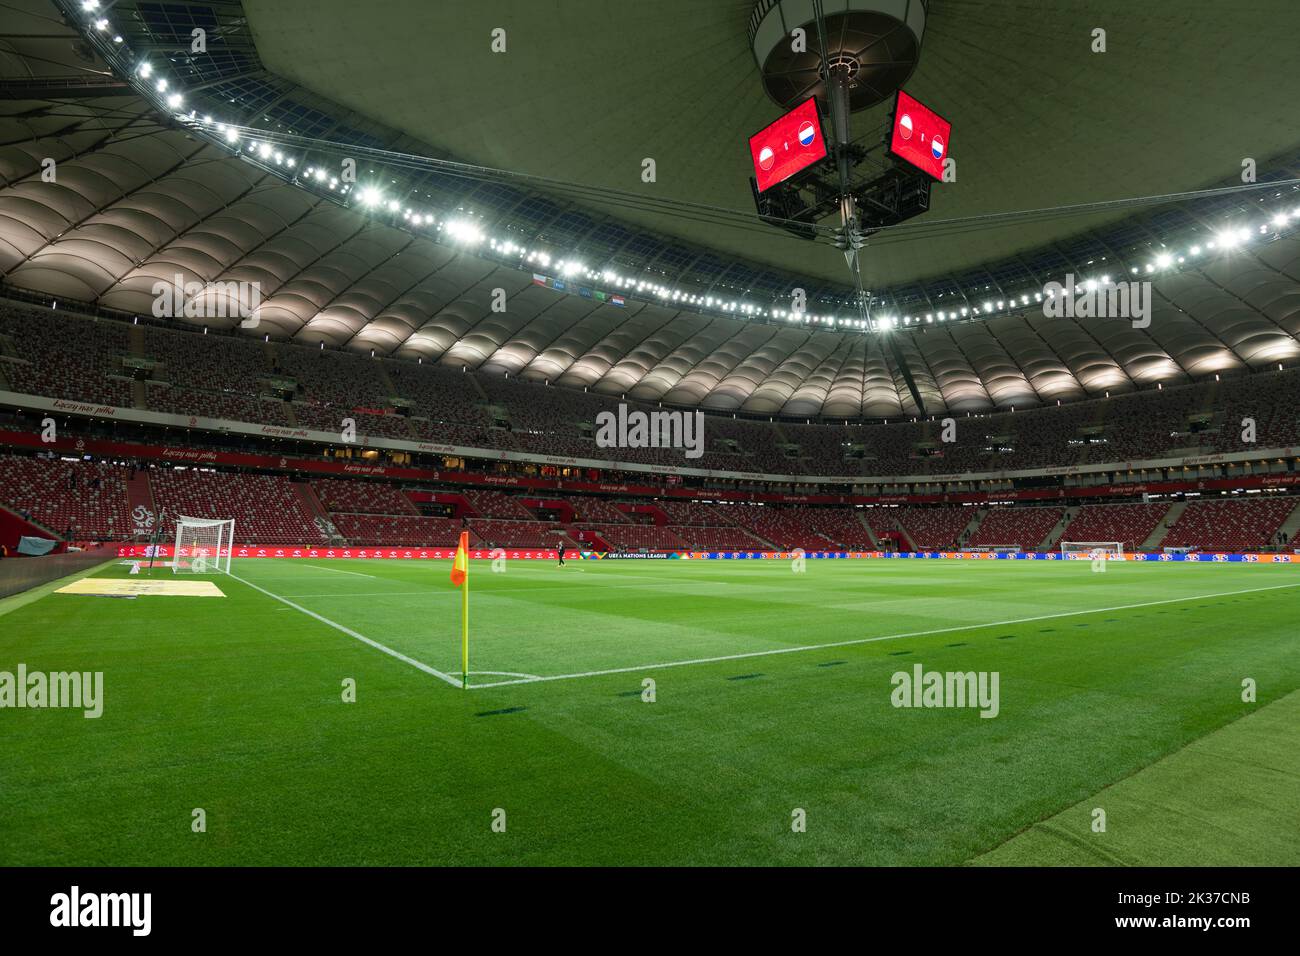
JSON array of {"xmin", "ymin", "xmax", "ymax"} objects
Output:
[
  {"xmin": 888, "ymin": 90, "xmax": 951, "ymax": 180},
  {"xmin": 748, "ymin": 97, "xmax": 827, "ymax": 193}
]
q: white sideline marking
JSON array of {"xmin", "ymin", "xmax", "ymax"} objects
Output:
[
  {"xmin": 230, "ymin": 573, "xmax": 462, "ymax": 688},
  {"xmin": 465, "ymin": 582, "xmax": 1300, "ymax": 690},
  {"xmin": 466, "ymin": 671, "xmax": 542, "ymax": 679},
  {"xmin": 299, "ymin": 563, "xmax": 375, "ymax": 578}
]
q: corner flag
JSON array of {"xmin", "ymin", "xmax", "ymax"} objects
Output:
[
  {"xmin": 451, "ymin": 531, "xmax": 470, "ymax": 687},
  {"xmin": 451, "ymin": 531, "xmax": 469, "ymax": 586}
]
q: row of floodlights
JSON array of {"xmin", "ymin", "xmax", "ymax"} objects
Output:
[{"xmin": 78, "ymin": 0, "xmax": 1300, "ymax": 335}]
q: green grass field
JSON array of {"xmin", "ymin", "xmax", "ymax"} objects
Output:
[{"xmin": 1, "ymin": 556, "xmax": 1297, "ymax": 866}]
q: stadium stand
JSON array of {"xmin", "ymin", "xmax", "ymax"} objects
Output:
[
  {"xmin": 2, "ymin": 301, "xmax": 1300, "ymax": 479},
  {"xmin": 0, "ymin": 305, "xmax": 133, "ymax": 408},
  {"xmin": 1159, "ymin": 497, "xmax": 1296, "ymax": 552},
  {"xmin": 467, "ymin": 519, "xmax": 563, "ymax": 549},
  {"xmin": 966, "ymin": 507, "xmax": 1065, "ymax": 551},
  {"xmin": 893, "ymin": 506, "xmax": 977, "ymax": 550},
  {"xmin": 0, "ymin": 454, "xmax": 131, "ymax": 539},
  {"xmin": 314, "ymin": 479, "xmax": 419, "ymax": 515},
  {"xmin": 1059, "ymin": 502, "xmax": 1172, "ymax": 549},
  {"xmin": 463, "ymin": 489, "xmax": 539, "ymax": 520},
  {"xmin": 331, "ymin": 513, "xmax": 464, "ymax": 547},
  {"xmin": 149, "ymin": 469, "xmax": 325, "ymax": 545}
]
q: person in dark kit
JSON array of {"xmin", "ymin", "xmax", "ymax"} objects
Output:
[{"xmin": 557, "ymin": 541, "xmax": 566, "ymax": 566}]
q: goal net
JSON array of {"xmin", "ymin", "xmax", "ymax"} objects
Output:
[
  {"xmin": 1061, "ymin": 540, "xmax": 1124, "ymax": 560},
  {"xmin": 173, "ymin": 516, "xmax": 235, "ymax": 573}
]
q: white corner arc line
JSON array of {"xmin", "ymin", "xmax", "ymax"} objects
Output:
[
  {"xmin": 465, "ymin": 582, "xmax": 1300, "ymax": 690},
  {"xmin": 230, "ymin": 572, "xmax": 461, "ymax": 687}
]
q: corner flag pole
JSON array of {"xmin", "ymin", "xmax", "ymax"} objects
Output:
[
  {"xmin": 461, "ymin": 564, "xmax": 469, "ymax": 689},
  {"xmin": 451, "ymin": 530, "xmax": 470, "ymax": 688}
]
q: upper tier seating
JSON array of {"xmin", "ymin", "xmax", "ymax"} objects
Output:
[
  {"xmin": 3, "ymin": 299, "xmax": 1300, "ymax": 479},
  {"xmin": 0, "ymin": 305, "xmax": 132, "ymax": 407}
]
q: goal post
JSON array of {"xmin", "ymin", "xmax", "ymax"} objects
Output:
[
  {"xmin": 1061, "ymin": 540, "xmax": 1124, "ymax": 560},
  {"xmin": 173, "ymin": 516, "xmax": 235, "ymax": 573}
]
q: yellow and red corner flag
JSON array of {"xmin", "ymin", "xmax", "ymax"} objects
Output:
[
  {"xmin": 451, "ymin": 531, "xmax": 470, "ymax": 688},
  {"xmin": 450, "ymin": 531, "xmax": 469, "ymax": 586}
]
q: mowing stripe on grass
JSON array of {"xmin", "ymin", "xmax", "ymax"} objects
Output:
[
  {"xmin": 465, "ymin": 582, "xmax": 1300, "ymax": 689},
  {"xmin": 229, "ymin": 572, "xmax": 462, "ymax": 688}
]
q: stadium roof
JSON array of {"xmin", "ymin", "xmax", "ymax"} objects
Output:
[
  {"xmin": 0, "ymin": 0, "xmax": 1298, "ymax": 418},
  {"xmin": 245, "ymin": 0, "xmax": 1300, "ymax": 286}
]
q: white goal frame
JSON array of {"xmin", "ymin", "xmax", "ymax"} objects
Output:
[
  {"xmin": 173, "ymin": 516, "xmax": 235, "ymax": 573},
  {"xmin": 1061, "ymin": 540, "xmax": 1124, "ymax": 560}
]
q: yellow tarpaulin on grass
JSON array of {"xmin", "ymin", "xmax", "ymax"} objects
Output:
[{"xmin": 56, "ymin": 579, "xmax": 226, "ymax": 597}]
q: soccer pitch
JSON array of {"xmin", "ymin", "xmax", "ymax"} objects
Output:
[{"xmin": 1, "ymin": 557, "xmax": 1297, "ymax": 866}]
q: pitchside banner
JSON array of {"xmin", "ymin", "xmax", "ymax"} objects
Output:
[{"xmin": 116, "ymin": 546, "xmax": 1300, "ymax": 563}]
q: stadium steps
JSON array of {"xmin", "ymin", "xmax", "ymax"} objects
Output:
[
  {"xmin": 467, "ymin": 371, "xmax": 490, "ymax": 402},
  {"xmin": 0, "ymin": 500, "xmax": 61, "ymax": 540},
  {"xmin": 1142, "ymin": 500, "xmax": 1186, "ymax": 550},
  {"xmin": 891, "ymin": 516, "xmax": 917, "ymax": 551},
  {"xmin": 124, "ymin": 470, "xmax": 156, "ymax": 534},
  {"xmin": 1275, "ymin": 498, "xmax": 1300, "ymax": 548},
  {"xmin": 854, "ymin": 511, "xmax": 883, "ymax": 548},
  {"xmin": 289, "ymin": 481, "xmax": 335, "ymax": 543},
  {"xmin": 282, "ymin": 402, "xmax": 299, "ymax": 427},
  {"xmin": 130, "ymin": 378, "xmax": 148, "ymax": 409},
  {"xmin": 372, "ymin": 361, "xmax": 400, "ymax": 398},
  {"xmin": 1038, "ymin": 508, "xmax": 1074, "ymax": 551},
  {"xmin": 959, "ymin": 507, "xmax": 988, "ymax": 547}
]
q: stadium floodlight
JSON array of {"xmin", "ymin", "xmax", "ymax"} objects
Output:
[
  {"xmin": 166, "ymin": 93, "xmax": 182, "ymax": 108},
  {"xmin": 173, "ymin": 516, "xmax": 235, "ymax": 574},
  {"xmin": 445, "ymin": 219, "xmax": 484, "ymax": 244},
  {"xmin": 359, "ymin": 187, "xmax": 382, "ymax": 206}
]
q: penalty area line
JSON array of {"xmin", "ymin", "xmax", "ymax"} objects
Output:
[
  {"xmin": 465, "ymin": 581, "xmax": 1300, "ymax": 690},
  {"xmin": 229, "ymin": 572, "xmax": 462, "ymax": 688}
]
